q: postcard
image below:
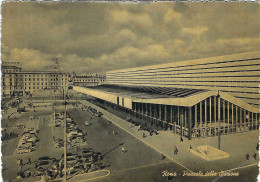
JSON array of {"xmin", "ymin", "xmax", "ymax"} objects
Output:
[{"xmin": 1, "ymin": 1, "xmax": 259, "ymax": 182}]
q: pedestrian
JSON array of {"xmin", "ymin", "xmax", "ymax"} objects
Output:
[
  {"xmin": 138, "ymin": 125, "xmax": 141, "ymax": 131},
  {"xmin": 150, "ymin": 130, "xmax": 153, "ymax": 136},
  {"xmin": 28, "ymin": 158, "xmax": 31, "ymax": 164},
  {"xmin": 180, "ymin": 137, "xmax": 183, "ymax": 142},
  {"xmin": 113, "ymin": 130, "xmax": 116, "ymax": 135},
  {"xmin": 256, "ymin": 143, "xmax": 259, "ymax": 151},
  {"xmin": 161, "ymin": 154, "xmax": 166, "ymax": 160},
  {"xmin": 246, "ymin": 154, "xmax": 250, "ymax": 160},
  {"xmin": 143, "ymin": 132, "xmax": 146, "ymax": 138},
  {"xmin": 190, "ymin": 145, "xmax": 192, "ymax": 150},
  {"xmin": 121, "ymin": 146, "xmax": 125, "ymax": 153},
  {"xmin": 253, "ymin": 153, "xmax": 257, "ymax": 160}
]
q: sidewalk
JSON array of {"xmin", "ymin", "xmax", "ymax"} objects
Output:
[
  {"xmin": 80, "ymin": 100, "xmax": 259, "ymax": 173},
  {"xmin": 67, "ymin": 170, "xmax": 110, "ymax": 182}
]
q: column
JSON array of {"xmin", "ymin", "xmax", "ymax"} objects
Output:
[
  {"xmin": 232, "ymin": 104, "xmax": 234, "ymax": 133},
  {"xmin": 244, "ymin": 109, "xmax": 246, "ymax": 131},
  {"xmin": 195, "ymin": 104, "xmax": 198, "ymax": 138},
  {"xmin": 236, "ymin": 105, "xmax": 238, "ymax": 133},
  {"xmin": 150, "ymin": 104, "xmax": 152, "ymax": 124},
  {"xmin": 170, "ymin": 105, "xmax": 173, "ymax": 125},
  {"xmin": 214, "ymin": 96, "xmax": 217, "ymax": 136},
  {"xmin": 159, "ymin": 104, "xmax": 162, "ymax": 124},
  {"xmin": 134, "ymin": 102, "xmax": 137, "ymax": 118},
  {"xmin": 223, "ymin": 100, "xmax": 225, "ymax": 134},
  {"xmin": 188, "ymin": 107, "xmax": 192, "ymax": 140},
  {"xmin": 251, "ymin": 112, "xmax": 253, "ymax": 130},
  {"xmin": 210, "ymin": 97, "xmax": 212, "ymax": 136},
  {"xmin": 146, "ymin": 103, "xmax": 149, "ymax": 121},
  {"xmin": 227, "ymin": 102, "xmax": 230, "ymax": 134},
  {"xmin": 240, "ymin": 108, "xmax": 242, "ymax": 131},
  {"xmin": 165, "ymin": 105, "xmax": 167, "ymax": 129},
  {"xmin": 200, "ymin": 101, "xmax": 202, "ymax": 137},
  {"xmin": 218, "ymin": 97, "xmax": 221, "ymax": 135},
  {"xmin": 178, "ymin": 106, "xmax": 180, "ymax": 135},
  {"xmin": 205, "ymin": 99, "xmax": 207, "ymax": 136}
]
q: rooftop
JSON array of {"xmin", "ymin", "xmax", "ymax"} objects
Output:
[{"xmin": 86, "ymin": 84, "xmax": 206, "ymax": 99}]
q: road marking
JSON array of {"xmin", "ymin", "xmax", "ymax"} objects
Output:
[
  {"xmin": 114, "ymin": 161, "xmax": 172, "ymax": 173},
  {"xmin": 76, "ymin": 170, "xmax": 111, "ymax": 182},
  {"xmin": 51, "ymin": 170, "xmax": 111, "ymax": 182}
]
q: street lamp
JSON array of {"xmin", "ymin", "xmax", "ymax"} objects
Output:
[{"xmin": 63, "ymin": 89, "xmax": 68, "ymax": 182}]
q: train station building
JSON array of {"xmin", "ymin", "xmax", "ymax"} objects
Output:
[{"xmin": 74, "ymin": 51, "xmax": 260, "ymax": 140}]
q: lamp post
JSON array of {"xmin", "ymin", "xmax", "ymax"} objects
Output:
[{"xmin": 63, "ymin": 88, "xmax": 67, "ymax": 182}]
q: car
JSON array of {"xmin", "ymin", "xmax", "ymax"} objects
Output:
[
  {"xmin": 35, "ymin": 156, "xmax": 57, "ymax": 168},
  {"xmin": 16, "ymin": 125, "xmax": 26, "ymax": 129},
  {"xmin": 54, "ymin": 139, "xmax": 64, "ymax": 148},
  {"xmin": 17, "ymin": 146, "xmax": 33, "ymax": 154}
]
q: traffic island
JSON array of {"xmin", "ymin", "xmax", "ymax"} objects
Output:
[{"xmin": 189, "ymin": 145, "xmax": 230, "ymax": 161}]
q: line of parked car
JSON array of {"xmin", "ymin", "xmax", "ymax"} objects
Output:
[
  {"xmin": 22, "ymin": 147, "xmax": 104, "ymax": 180},
  {"xmin": 87, "ymin": 106, "xmax": 103, "ymax": 117},
  {"xmin": 67, "ymin": 117, "xmax": 86, "ymax": 147},
  {"xmin": 17, "ymin": 127, "xmax": 40, "ymax": 154}
]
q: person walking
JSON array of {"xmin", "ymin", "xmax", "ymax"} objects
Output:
[
  {"xmin": 143, "ymin": 132, "xmax": 146, "ymax": 138},
  {"xmin": 138, "ymin": 125, "xmax": 141, "ymax": 131},
  {"xmin": 121, "ymin": 146, "xmax": 125, "ymax": 153},
  {"xmin": 246, "ymin": 154, "xmax": 250, "ymax": 160},
  {"xmin": 180, "ymin": 137, "xmax": 183, "ymax": 142},
  {"xmin": 28, "ymin": 158, "xmax": 31, "ymax": 165}
]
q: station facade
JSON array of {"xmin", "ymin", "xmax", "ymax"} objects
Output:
[{"xmin": 74, "ymin": 51, "xmax": 260, "ymax": 139}]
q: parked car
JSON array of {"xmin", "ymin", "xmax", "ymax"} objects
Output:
[{"xmin": 16, "ymin": 125, "xmax": 26, "ymax": 129}]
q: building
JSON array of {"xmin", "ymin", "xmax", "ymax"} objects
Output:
[
  {"xmin": 1, "ymin": 62, "xmax": 70, "ymax": 97},
  {"xmin": 72, "ymin": 73, "xmax": 105, "ymax": 87},
  {"xmin": 74, "ymin": 51, "xmax": 260, "ymax": 140}
]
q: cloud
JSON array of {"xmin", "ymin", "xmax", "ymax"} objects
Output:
[
  {"xmin": 164, "ymin": 8, "xmax": 182, "ymax": 23},
  {"xmin": 181, "ymin": 26, "xmax": 208, "ymax": 36},
  {"xmin": 2, "ymin": 2, "xmax": 260, "ymax": 74}
]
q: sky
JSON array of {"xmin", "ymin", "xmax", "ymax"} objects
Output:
[{"xmin": 2, "ymin": 2, "xmax": 260, "ymax": 74}]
